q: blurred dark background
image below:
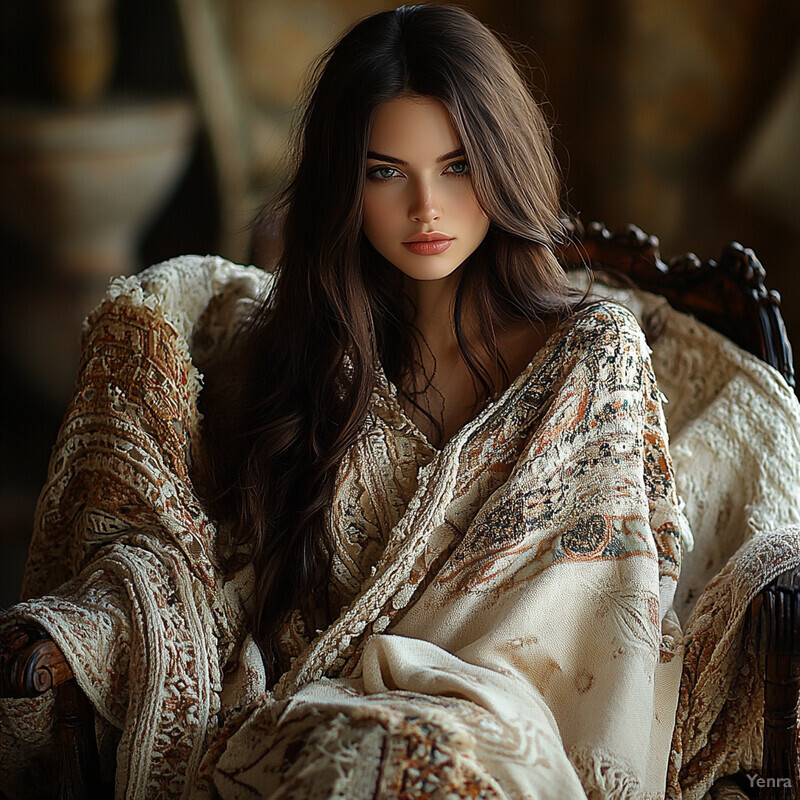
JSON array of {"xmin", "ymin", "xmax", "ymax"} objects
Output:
[{"xmin": 1, "ymin": 0, "xmax": 799, "ymax": 607}]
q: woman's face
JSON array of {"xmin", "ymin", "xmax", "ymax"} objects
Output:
[{"xmin": 362, "ymin": 95, "xmax": 490, "ymax": 283}]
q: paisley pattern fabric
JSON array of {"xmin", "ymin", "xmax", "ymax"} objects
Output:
[{"xmin": 0, "ymin": 255, "xmax": 797, "ymax": 800}]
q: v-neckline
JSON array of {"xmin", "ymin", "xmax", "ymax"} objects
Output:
[{"xmin": 375, "ymin": 307, "xmax": 592, "ymax": 454}]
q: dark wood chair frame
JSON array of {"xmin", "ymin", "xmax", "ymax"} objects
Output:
[{"xmin": 1, "ymin": 221, "xmax": 798, "ymax": 800}]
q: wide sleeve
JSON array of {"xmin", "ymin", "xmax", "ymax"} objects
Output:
[
  {"xmin": 0, "ymin": 256, "xmax": 268, "ymax": 800},
  {"xmin": 636, "ymin": 313, "xmax": 694, "ymax": 621},
  {"xmin": 539, "ymin": 301, "xmax": 692, "ymax": 623}
]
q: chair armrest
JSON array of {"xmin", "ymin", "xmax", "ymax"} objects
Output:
[
  {"xmin": 0, "ymin": 624, "xmax": 75, "ymax": 698},
  {"xmin": 0, "ymin": 624, "xmax": 103, "ymax": 800},
  {"xmin": 752, "ymin": 566, "xmax": 800, "ymax": 800}
]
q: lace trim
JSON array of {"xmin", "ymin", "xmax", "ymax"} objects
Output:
[{"xmin": 568, "ymin": 745, "xmax": 643, "ymax": 800}]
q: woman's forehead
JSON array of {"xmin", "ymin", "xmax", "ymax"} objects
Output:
[{"xmin": 367, "ymin": 96, "xmax": 461, "ymax": 160}]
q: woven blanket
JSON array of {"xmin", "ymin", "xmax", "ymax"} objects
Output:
[{"xmin": 1, "ymin": 255, "xmax": 798, "ymax": 800}]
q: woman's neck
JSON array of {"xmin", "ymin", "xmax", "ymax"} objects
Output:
[
  {"xmin": 399, "ymin": 268, "xmax": 556, "ymax": 400},
  {"xmin": 402, "ymin": 271, "xmax": 465, "ymax": 361}
]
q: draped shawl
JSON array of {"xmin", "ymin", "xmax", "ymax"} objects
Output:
[{"xmin": 1, "ymin": 255, "xmax": 796, "ymax": 800}]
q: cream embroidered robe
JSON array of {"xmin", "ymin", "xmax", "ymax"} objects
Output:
[{"xmin": 201, "ymin": 298, "xmax": 692, "ymax": 800}]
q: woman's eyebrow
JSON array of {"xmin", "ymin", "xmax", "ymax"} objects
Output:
[{"xmin": 366, "ymin": 148, "xmax": 465, "ymax": 165}]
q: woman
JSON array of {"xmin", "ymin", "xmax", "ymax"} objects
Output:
[
  {"xmin": 0, "ymin": 5, "xmax": 692, "ymax": 799},
  {"xmin": 195, "ymin": 5, "xmax": 690, "ymax": 799},
  {"xmin": 201, "ymin": 1, "xmax": 596, "ymax": 685}
]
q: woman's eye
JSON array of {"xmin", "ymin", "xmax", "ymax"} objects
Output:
[
  {"xmin": 368, "ymin": 166, "xmax": 400, "ymax": 181},
  {"xmin": 446, "ymin": 161, "xmax": 470, "ymax": 176}
]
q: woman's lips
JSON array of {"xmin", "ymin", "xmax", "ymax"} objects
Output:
[{"xmin": 402, "ymin": 238, "xmax": 453, "ymax": 255}]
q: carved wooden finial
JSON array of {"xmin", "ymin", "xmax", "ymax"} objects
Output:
[{"xmin": 558, "ymin": 219, "xmax": 795, "ymax": 388}]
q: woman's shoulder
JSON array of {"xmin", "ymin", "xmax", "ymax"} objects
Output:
[
  {"xmin": 562, "ymin": 299, "xmax": 648, "ymax": 355},
  {"xmin": 536, "ymin": 300, "xmax": 652, "ymax": 390}
]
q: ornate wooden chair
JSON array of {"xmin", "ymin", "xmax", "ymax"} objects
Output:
[{"xmin": 1, "ymin": 221, "xmax": 798, "ymax": 800}]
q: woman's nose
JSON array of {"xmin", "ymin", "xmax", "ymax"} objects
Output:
[{"xmin": 409, "ymin": 180, "xmax": 441, "ymax": 223}]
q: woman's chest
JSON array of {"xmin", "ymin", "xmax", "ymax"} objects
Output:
[
  {"xmin": 403, "ymin": 322, "xmax": 553, "ymax": 450},
  {"xmin": 403, "ymin": 365, "xmax": 482, "ymax": 450},
  {"xmin": 325, "ymin": 391, "xmax": 535, "ymax": 617}
]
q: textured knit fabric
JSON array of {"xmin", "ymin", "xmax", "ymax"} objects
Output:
[{"xmin": 0, "ymin": 255, "xmax": 797, "ymax": 800}]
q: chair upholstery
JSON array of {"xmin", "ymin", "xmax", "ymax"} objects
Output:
[{"xmin": 1, "ymin": 223, "xmax": 798, "ymax": 800}]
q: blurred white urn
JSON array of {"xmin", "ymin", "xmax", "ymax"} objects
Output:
[
  {"xmin": 0, "ymin": 98, "xmax": 196, "ymax": 277},
  {"xmin": 0, "ymin": 97, "xmax": 196, "ymax": 405}
]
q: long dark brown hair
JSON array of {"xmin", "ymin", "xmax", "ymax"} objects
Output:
[{"xmin": 200, "ymin": 4, "xmax": 588, "ymax": 686}]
